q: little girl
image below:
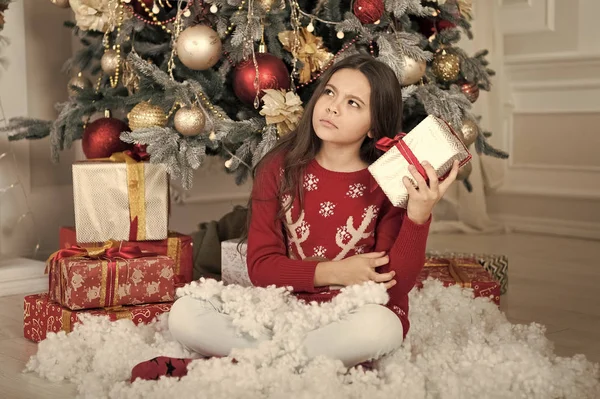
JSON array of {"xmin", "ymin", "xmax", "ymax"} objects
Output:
[{"xmin": 131, "ymin": 54, "xmax": 459, "ymax": 381}]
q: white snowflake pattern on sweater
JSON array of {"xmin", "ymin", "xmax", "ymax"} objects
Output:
[
  {"xmin": 313, "ymin": 246, "xmax": 327, "ymax": 258},
  {"xmin": 318, "ymin": 201, "xmax": 336, "ymax": 218},
  {"xmin": 304, "ymin": 173, "xmax": 319, "ymax": 191},
  {"xmin": 346, "ymin": 183, "xmax": 366, "ymax": 198}
]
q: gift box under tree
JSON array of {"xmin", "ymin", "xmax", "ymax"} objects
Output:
[
  {"xmin": 425, "ymin": 251, "xmax": 508, "ymax": 295},
  {"xmin": 72, "ymin": 152, "xmax": 169, "ymax": 243},
  {"xmin": 416, "ymin": 257, "xmax": 501, "ymax": 305},
  {"xmin": 46, "ymin": 242, "xmax": 175, "ymax": 310},
  {"xmin": 23, "ymin": 293, "xmax": 172, "ymax": 343}
]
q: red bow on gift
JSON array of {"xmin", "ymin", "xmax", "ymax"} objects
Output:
[
  {"xmin": 370, "ymin": 133, "xmax": 429, "ymax": 193},
  {"xmin": 375, "ymin": 133, "xmax": 429, "ymax": 182},
  {"xmin": 47, "ymin": 241, "xmax": 155, "ymax": 265},
  {"xmin": 124, "ymin": 144, "xmax": 150, "ymax": 162}
]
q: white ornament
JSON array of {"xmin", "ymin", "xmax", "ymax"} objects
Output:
[
  {"xmin": 210, "ymin": 4, "xmax": 218, "ymax": 13},
  {"xmin": 225, "ymin": 158, "xmax": 233, "ymax": 168},
  {"xmin": 307, "ymin": 22, "xmax": 315, "ymax": 33},
  {"xmin": 336, "ymin": 31, "xmax": 344, "ymax": 39}
]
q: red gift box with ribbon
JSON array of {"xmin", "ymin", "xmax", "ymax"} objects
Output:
[
  {"xmin": 368, "ymin": 115, "xmax": 472, "ymax": 208},
  {"xmin": 416, "ymin": 257, "xmax": 501, "ymax": 305},
  {"xmin": 46, "ymin": 241, "xmax": 176, "ymax": 310},
  {"xmin": 59, "ymin": 226, "xmax": 194, "ymax": 286},
  {"xmin": 23, "ymin": 293, "xmax": 172, "ymax": 343}
]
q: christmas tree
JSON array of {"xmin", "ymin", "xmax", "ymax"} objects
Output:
[{"xmin": 2, "ymin": 0, "xmax": 507, "ymax": 190}]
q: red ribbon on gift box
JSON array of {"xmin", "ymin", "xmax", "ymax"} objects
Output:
[
  {"xmin": 370, "ymin": 132, "xmax": 428, "ymax": 193},
  {"xmin": 376, "ymin": 133, "xmax": 429, "ymax": 180}
]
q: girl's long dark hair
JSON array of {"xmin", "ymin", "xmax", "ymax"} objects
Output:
[{"xmin": 240, "ymin": 53, "xmax": 404, "ymax": 245}]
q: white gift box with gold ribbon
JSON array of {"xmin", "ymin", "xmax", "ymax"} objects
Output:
[{"xmin": 72, "ymin": 153, "xmax": 169, "ymax": 243}]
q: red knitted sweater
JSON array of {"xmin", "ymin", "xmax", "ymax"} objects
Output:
[{"xmin": 246, "ymin": 155, "xmax": 431, "ymax": 337}]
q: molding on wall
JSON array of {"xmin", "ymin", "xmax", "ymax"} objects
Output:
[
  {"xmin": 495, "ymin": 185, "xmax": 600, "ymax": 201},
  {"xmin": 505, "ymin": 51, "xmax": 600, "ymax": 68},
  {"xmin": 499, "ymin": 0, "xmax": 555, "ymax": 35},
  {"xmin": 492, "ymin": 214, "xmax": 600, "ymax": 241}
]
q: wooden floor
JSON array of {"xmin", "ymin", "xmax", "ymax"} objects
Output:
[{"xmin": 1, "ymin": 232, "xmax": 599, "ymax": 398}]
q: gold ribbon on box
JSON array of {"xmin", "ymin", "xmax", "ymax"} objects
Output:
[
  {"xmin": 105, "ymin": 152, "xmax": 147, "ymax": 241},
  {"xmin": 46, "ymin": 241, "xmax": 156, "ymax": 309},
  {"xmin": 60, "ymin": 306, "xmax": 133, "ymax": 333},
  {"xmin": 166, "ymin": 235, "xmax": 181, "ymax": 276},
  {"xmin": 424, "ymin": 258, "xmax": 481, "ymax": 288}
]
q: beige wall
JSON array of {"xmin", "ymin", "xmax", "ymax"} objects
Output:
[{"xmin": 491, "ymin": 0, "xmax": 600, "ymax": 239}]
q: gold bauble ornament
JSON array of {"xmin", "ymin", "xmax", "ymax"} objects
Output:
[
  {"xmin": 460, "ymin": 119, "xmax": 479, "ymax": 147},
  {"xmin": 456, "ymin": 162, "xmax": 472, "ymax": 181},
  {"xmin": 176, "ymin": 25, "xmax": 222, "ymax": 70},
  {"xmin": 51, "ymin": 0, "xmax": 70, "ymax": 8},
  {"xmin": 174, "ymin": 106, "xmax": 206, "ymax": 136},
  {"xmin": 400, "ymin": 55, "xmax": 427, "ymax": 86},
  {"xmin": 101, "ymin": 49, "xmax": 120, "ymax": 75},
  {"xmin": 127, "ymin": 101, "xmax": 168, "ymax": 131},
  {"xmin": 67, "ymin": 73, "xmax": 92, "ymax": 97},
  {"xmin": 432, "ymin": 50, "xmax": 461, "ymax": 82}
]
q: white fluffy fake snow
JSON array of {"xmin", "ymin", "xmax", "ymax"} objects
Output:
[{"xmin": 26, "ymin": 279, "xmax": 600, "ymax": 399}]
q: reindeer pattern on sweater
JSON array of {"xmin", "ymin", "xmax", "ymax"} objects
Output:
[{"xmin": 279, "ymin": 163, "xmax": 388, "ymax": 263}]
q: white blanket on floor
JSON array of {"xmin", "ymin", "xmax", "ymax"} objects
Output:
[{"xmin": 26, "ymin": 279, "xmax": 600, "ymax": 399}]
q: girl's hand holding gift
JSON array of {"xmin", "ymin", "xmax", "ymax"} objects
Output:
[{"xmin": 403, "ymin": 160, "xmax": 460, "ymax": 225}]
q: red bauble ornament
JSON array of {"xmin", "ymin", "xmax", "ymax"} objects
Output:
[
  {"xmin": 460, "ymin": 81, "xmax": 480, "ymax": 103},
  {"xmin": 353, "ymin": 0, "xmax": 385, "ymax": 25},
  {"xmin": 233, "ymin": 53, "xmax": 291, "ymax": 106},
  {"xmin": 416, "ymin": 17, "xmax": 457, "ymax": 37},
  {"xmin": 82, "ymin": 117, "xmax": 133, "ymax": 159}
]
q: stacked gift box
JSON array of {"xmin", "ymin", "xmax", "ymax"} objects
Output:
[
  {"xmin": 24, "ymin": 152, "xmax": 193, "ymax": 343},
  {"xmin": 221, "ymin": 239, "xmax": 507, "ymax": 305}
]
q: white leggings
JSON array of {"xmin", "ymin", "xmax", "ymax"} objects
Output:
[{"xmin": 168, "ymin": 295, "xmax": 404, "ymax": 368}]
